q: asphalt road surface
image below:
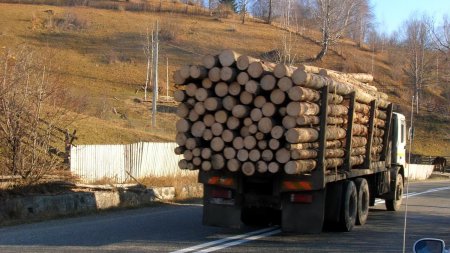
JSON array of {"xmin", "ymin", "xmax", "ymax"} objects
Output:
[{"xmin": 0, "ymin": 180, "xmax": 449, "ymax": 253}]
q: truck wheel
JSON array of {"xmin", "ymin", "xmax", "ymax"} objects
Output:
[
  {"xmin": 354, "ymin": 178, "xmax": 369, "ymax": 225},
  {"xmin": 386, "ymin": 174, "xmax": 403, "ymax": 211},
  {"xmin": 339, "ymin": 180, "xmax": 357, "ymax": 232}
]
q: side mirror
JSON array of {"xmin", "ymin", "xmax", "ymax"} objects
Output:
[{"xmin": 413, "ymin": 238, "xmax": 445, "ymax": 253}]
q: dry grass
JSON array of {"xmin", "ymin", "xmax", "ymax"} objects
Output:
[{"xmin": 0, "ymin": 3, "xmax": 448, "ymax": 155}]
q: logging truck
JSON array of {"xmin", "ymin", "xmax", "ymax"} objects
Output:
[{"xmin": 174, "ymin": 50, "xmax": 407, "ymax": 233}]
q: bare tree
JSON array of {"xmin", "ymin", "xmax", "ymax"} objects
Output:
[
  {"xmin": 0, "ymin": 47, "xmax": 71, "ymax": 185},
  {"xmin": 312, "ymin": 0, "xmax": 361, "ymax": 60},
  {"xmin": 237, "ymin": 0, "xmax": 250, "ymax": 24},
  {"xmin": 402, "ymin": 15, "xmax": 435, "ymax": 112},
  {"xmin": 143, "ymin": 25, "xmax": 154, "ymax": 101}
]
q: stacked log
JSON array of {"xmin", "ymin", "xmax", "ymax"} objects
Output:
[{"xmin": 174, "ymin": 50, "xmax": 389, "ymax": 176}]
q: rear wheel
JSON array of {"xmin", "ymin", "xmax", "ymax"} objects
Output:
[
  {"xmin": 354, "ymin": 178, "xmax": 369, "ymax": 225},
  {"xmin": 339, "ymin": 180, "xmax": 357, "ymax": 232},
  {"xmin": 386, "ymin": 174, "xmax": 403, "ymax": 211}
]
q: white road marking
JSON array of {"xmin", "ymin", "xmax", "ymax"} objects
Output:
[
  {"xmin": 170, "ymin": 227, "xmax": 279, "ymax": 253},
  {"xmin": 195, "ymin": 229, "xmax": 282, "ymax": 253},
  {"xmin": 375, "ymin": 186, "xmax": 450, "ymax": 205},
  {"xmin": 174, "ymin": 185, "xmax": 450, "ymax": 253}
]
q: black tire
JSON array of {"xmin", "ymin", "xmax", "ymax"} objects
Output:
[
  {"xmin": 354, "ymin": 178, "xmax": 369, "ymax": 226},
  {"xmin": 386, "ymin": 174, "xmax": 403, "ymax": 211},
  {"xmin": 339, "ymin": 180, "xmax": 357, "ymax": 232}
]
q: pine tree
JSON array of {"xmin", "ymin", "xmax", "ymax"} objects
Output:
[{"xmin": 219, "ymin": 0, "xmax": 237, "ymax": 12}]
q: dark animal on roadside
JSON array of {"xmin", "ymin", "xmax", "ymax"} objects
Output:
[{"xmin": 432, "ymin": 157, "xmax": 447, "ymax": 173}]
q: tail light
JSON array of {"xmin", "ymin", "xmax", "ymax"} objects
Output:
[
  {"xmin": 290, "ymin": 193, "xmax": 313, "ymax": 203},
  {"xmin": 211, "ymin": 188, "xmax": 233, "ymax": 199}
]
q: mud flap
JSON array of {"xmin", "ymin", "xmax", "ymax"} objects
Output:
[
  {"xmin": 281, "ymin": 189, "xmax": 326, "ymax": 233},
  {"xmin": 202, "ymin": 185, "xmax": 243, "ymax": 229}
]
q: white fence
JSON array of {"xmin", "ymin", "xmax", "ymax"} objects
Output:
[
  {"xmin": 70, "ymin": 142, "xmax": 195, "ymax": 183},
  {"xmin": 405, "ymin": 164, "xmax": 434, "ymax": 181}
]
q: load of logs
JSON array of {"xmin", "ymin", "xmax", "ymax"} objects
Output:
[{"xmin": 174, "ymin": 49, "xmax": 390, "ymax": 176}]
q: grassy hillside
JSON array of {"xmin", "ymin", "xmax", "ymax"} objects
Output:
[{"xmin": 0, "ymin": 3, "xmax": 448, "ymax": 156}]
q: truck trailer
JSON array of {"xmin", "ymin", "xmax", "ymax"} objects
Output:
[{"xmin": 174, "ymin": 50, "xmax": 407, "ymax": 233}]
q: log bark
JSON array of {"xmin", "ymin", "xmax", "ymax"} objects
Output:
[
  {"xmin": 220, "ymin": 66, "xmax": 237, "ymax": 82},
  {"xmin": 268, "ymin": 138, "xmax": 280, "ymax": 150},
  {"xmin": 253, "ymin": 96, "xmax": 266, "ymax": 108},
  {"xmin": 260, "ymin": 74, "xmax": 277, "ymax": 91},
  {"xmin": 202, "ymin": 129, "xmax": 213, "ymax": 141},
  {"xmin": 291, "ymin": 149, "xmax": 317, "ymax": 160},
  {"xmin": 211, "ymin": 123, "xmax": 224, "ymax": 137},
  {"xmin": 284, "ymin": 160, "xmax": 316, "ymax": 174},
  {"xmin": 211, "ymin": 137, "xmax": 225, "ymax": 151},
  {"xmin": 277, "ymin": 77, "xmax": 293, "ymax": 92},
  {"xmin": 261, "ymin": 149, "xmax": 273, "ymax": 161},
  {"xmin": 202, "ymin": 78, "xmax": 213, "ymax": 89},
  {"xmin": 326, "ymin": 158, "xmax": 343, "ymax": 168},
  {"xmin": 258, "ymin": 117, "xmax": 274, "ymax": 134},
  {"xmin": 282, "ymin": 116, "xmax": 297, "ymax": 129},
  {"xmin": 222, "ymin": 129, "xmax": 235, "ymax": 143},
  {"xmin": 208, "ymin": 67, "xmax": 221, "ymax": 82},
  {"xmin": 242, "ymin": 162, "xmax": 256, "ymax": 176},
  {"xmin": 245, "ymin": 80, "xmax": 261, "ymax": 94},
  {"xmin": 176, "ymin": 103, "xmax": 190, "ymax": 118},
  {"xmin": 214, "ymin": 110, "xmax": 228, "ymax": 124},
  {"xmin": 226, "ymin": 116, "xmax": 240, "ymax": 130},
  {"xmin": 195, "ymin": 88, "xmax": 210, "ymax": 102},
  {"xmin": 237, "ymin": 149, "xmax": 249, "ymax": 162},
  {"xmin": 176, "ymin": 118, "xmax": 191, "ymax": 132},
  {"xmin": 228, "ymin": 82, "xmax": 241, "ymax": 96},
  {"xmin": 204, "ymin": 97, "xmax": 222, "ymax": 111},
  {"xmin": 239, "ymin": 91, "xmax": 254, "ymax": 105},
  {"xmin": 214, "ymin": 82, "xmax": 229, "ymax": 97},
  {"xmin": 250, "ymin": 108, "xmax": 263, "ymax": 122},
  {"xmin": 193, "ymin": 102, "xmax": 206, "ymax": 115},
  {"xmin": 288, "ymin": 86, "xmax": 320, "ymax": 102},
  {"xmin": 211, "ymin": 154, "xmax": 225, "ymax": 170},
  {"xmin": 201, "ymin": 161, "xmax": 212, "ymax": 171},
  {"xmin": 232, "ymin": 136, "xmax": 244, "ymax": 150},
  {"xmin": 286, "ymin": 102, "xmax": 320, "ymax": 117},
  {"xmin": 185, "ymin": 83, "xmax": 197, "ymax": 97},
  {"xmin": 223, "ymin": 95, "xmax": 238, "ymax": 111},
  {"xmin": 191, "ymin": 121, "xmax": 206, "ymax": 137},
  {"xmin": 227, "ymin": 159, "xmax": 241, "ymax": 172},
  {"xmin": 188, "ymin": 110, "xmax": 200, "ymax": 122},
  {"xmin": 262, "ymin": 102, "xmax": 276, "ymax": 117},
  {"xmin": 232, "ymin": 105, "xmax": 250, "ymax": 118},
  {"xmin": 249, "ymin": 149, "xmax": 261, "ymax": 162},
  {"xmin": 190, "ymin": 65, "xmax": 208, "ymax": 79},
  {"xmin": 274, "ymin": 63, "xmax": 295, "ymax": 78},
  {"xmin": 237, "ymin": 72, "xmax": 250, "ymax": 85},
  {"xmin": 244, "ymin": 135, "xmax": 257, "ymax": 149},
  {"xmin": 326, "ymin": 126, "xmax": 346, "ymax": 140},
  {"xmin": 174, "ymin": 90, "xmax": 186, "ymax": 102},
  {"xmin": 201, "ymin": 148, "xmax": 212, "ymax": 159},
  {"xmin": 219, "ymin": 49, "xmax": 240, "ymax": 67},
  {"xmin": 247, "ymin": 61, "xmax": 273, "ymax": 79},
  {"xmin": 275, "ymin": 148, "xmax": 291, "ymax": 164},
  {"xmin": 285, "ymin": 128, "xmax": 319, "ymax": 143},
  {"xmin": 328, "ymin": 104, "xmax": 348, "ymax": 116},
  {"xmin": 268, "ymin": 162, "xmax": 280, "ymax": 173},
  {"xmin": 271, "ymin": 125, "xmax": 285, "ymax": 139},
  {"xmin": 256, "ymin": 161, "xmax": 268, "ymax": 173},
  {"xmin": 203, "ymin": 114, "xmax": 215, "ymax": 127},
  {"xmin": 296, "ymin": 115, "xmax": 320, "ymax": 126},
  {"xmin": 202, "ymin": 54, "xmax": 219, "ymax": 69},
  {"xmin": 223, "ymin": 147, "xmax": 236, "ymax": 159},
  {"xmin": 270, "ymin": 89, "xmax": 286, "ymax": 105},
  {"xmin": 237, "ymin": 55, "xmax": 259, "ymax": 70}
]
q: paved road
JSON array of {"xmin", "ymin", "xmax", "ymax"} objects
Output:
[{"xmin": 0, "ymin": 180, "xmax": 449, "ymax": 253}]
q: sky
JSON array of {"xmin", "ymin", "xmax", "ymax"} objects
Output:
[{"xmin": 372, "ymin": 0, "xmax": 450, "ymax": 35}]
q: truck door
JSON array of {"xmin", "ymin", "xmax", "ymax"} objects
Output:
[{"xmin": 392, "ymin": 113, "xmax": 407, "ymax": 168}]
